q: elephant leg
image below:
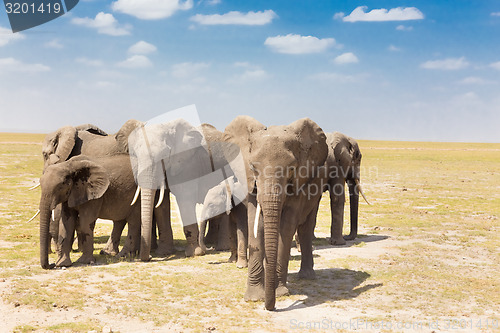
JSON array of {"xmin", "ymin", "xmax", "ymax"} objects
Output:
[
  {"xmin": 329, "ymin": 182, "xmax": 346, "ymax": 245},
  {"xmin": 74, "ymin": 201, "xmax": 101, "ymax": 265},
  {"xmin": 177, "ymin": 199, "xmax": 204, "ymax": 257},
  {"xmin": 151, "ymin": 215, "xmax": 158, "ymax": 251},
  {"xmin": 204, "ymin": 219, "xmax": 218, "ymax": 246},
  {"xmin": 50, "ymin": 204, "xmax": 62, "ymax": 255},
  {"xmin": 101, "ymin": 220, "xmax": 126, "ymax": 256},
  {"xmin": 155, "ymin": 190, "xmax": 175, "ymax": 256},
  {"xmin": 56, "ymin": 205, "xmax": 77, "ymax": 267},
  {"xmin": 275, "ymin": 207, "xmax": 298, "ymax": 297},
  {"xmin": 119, "ymin": 211, "xmax": 141, "ymax": 258},
  {"xmin": 244, "ymin": 194, "xmax": 265, "ymax": 302},
  {"xmin": 297, "ymin": 205, "xmax": 318, "ymax": 280},
  {"xmin": 216, "ymin": 214, "xmax": 231, "ymax": 251},
  {"xmin": 228, "ymin": 215, "xmax": 238, "ymax": 263},
  {"xmin": 234, "ymin": 204, "xmax": 249, "ymax": 268}
]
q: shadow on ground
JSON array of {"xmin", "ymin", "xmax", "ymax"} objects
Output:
[{"xmin": 276, "ymin": 268, "xmax": 382, "ymax": 312}]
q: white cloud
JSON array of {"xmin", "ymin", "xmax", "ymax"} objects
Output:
[
  {"xmin": 388, "ymin": 45, "xmax": 401, "ymax": 52},
  {"xmin": 0, "ymin": 58, "xmax": 50, "ymax": 72},
  {"xmin": 396, "ymin": 25, "xmax": 413, "ymax": 31},
  {"xmin": 72, "ymin": 12, "xmax": 131, "ymax": 36},
  {"xmin": 337, "ymin": 6, "xmax": 424, "ymax": 22},
  {"xmin": 128, "ymin": 41, "xmax": 157, "ymax": 55},
  {"xmin": 421, "ymin": 57, "xmax": 469, "ymax": 70},
  {"xmin": 205, "ymin": 0, "xmax": 221, "ymax": 5},
  {"xmin": 76, "ymin": 57, "xmax": 104, "ymax": 67},
  {"xmin": 0, "ymin": 27, "xmax": 24, "ymax": 47},
  {"xmin": 457, "ymin": 77, "xmax": 494, "ymax": 85},
  {"xmin": 191, "ymin": 10, "xmax": 277, "ymax": 25},
  {"xmin": 171, "ymin": 62, "xmax": 210, "ymax": 78},
  {"xmin": 112, "ymin": 0, "xmax": 193, "ymax": 20},
  {"xmin": 490, "ymin": 61, "xmax": 500, "ymax": 70},
  {"xmin": 333, "ymin": 52, "xmax": 358, "ymax": 64},
  {"xmin": 44, "ymin": 39, "xmax": 63, "ymax": 49},
  {"xmin": 264, "ymin": 34, "xmax": 335, "ymax": 54},
  {"xmin": 491, "ymin": 12, "xmax": 500, "ymax": 17},
  {"xmin": 117, "ymin": 55, "xmax": 153, "ymax": 68}
]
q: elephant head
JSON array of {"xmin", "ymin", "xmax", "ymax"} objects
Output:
[
  {"xmin": 198, "ymin": 175, "xmax": 246, "ymax": 252},
  {"xmin": 244, "ymin": 117, "xmax": 328, "ymax": 310},
  {"xmin": 328, "ymin": 132, "xmax": 369, "ymax": 240},
  {"xmin": 38, "ymin": 156, "xmax": 110, "ymax": 269},
  {"xmin": 42, "ymin": 126, "xmax": 77, "ymax": 172}
]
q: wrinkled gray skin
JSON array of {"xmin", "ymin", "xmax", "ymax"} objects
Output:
[
  {"xmin": 39, "ymin": 155, "xmax": 141, "ymax": 269},
  {"xmin": 199, "ymin": 175, "xmax": 249, "ymax": 268},
  {"xmin": 128, "ymin": 120, "xmax": 242, "ymax": 260},
  {"xmin": 224, "ymin": 116, "xmax": 328, "ymax": 311},
  {"xmin": 41, "ymin": 121, "xmax": 174, "ymax": 257},
  {"xmin": 324, "ymin": 132, "xmax": 363, "ymax": 244}
]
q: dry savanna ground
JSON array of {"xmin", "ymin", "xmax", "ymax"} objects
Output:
[{"xmin": 0, "ymin": 133, "xmax": 499, "ymax": 332}]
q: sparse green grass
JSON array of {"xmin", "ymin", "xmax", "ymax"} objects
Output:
[{"xmin": 1, "ymin": 133, "xmax": 499, "ymax": 331}]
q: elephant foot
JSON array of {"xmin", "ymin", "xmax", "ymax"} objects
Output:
[
  {"xmin": 75, "ymin": 254, "xmax": 96, "ymax": 265},
  {"xmin": 276, "ymin": 283, "xmax": 290, "ymax": 297},
  {"xmin": 100, "ymin": 248, "xmax": 118, "ymax": 256},
  {"xmin": 117, "ymin": 248, "xmax": 138, "ymax": 258},
  {"xmin": 297, "ymin": 268, "xmax": 316, "ymax": 280},
  {"xmin": 244, "ymin": 284, "xmax": 265, "ymax": 302},
  {"xmin": 330, "ymin": 237, "xmax": 347, "ymax": 246},
  {"xmin": 155, "ymin": 246, "xmax": 176, "ymax": 257},
  {"xmin": 228, "ymin": 252, "xmax": 237, "ymax": 263},
  {"xmin": 185, "ymin": 244, "xmax": 205, "ymax": 257},
  {"xmin": 343, "ymin": 234, "xmax": 356, "ymax": 241},
  {"xmin": 236, "ymin": 258, "xmax": 248, "ymax": 269},
  {"xmin": 55, "ymin": 255, "xmax": 72, "ymax": 268}
]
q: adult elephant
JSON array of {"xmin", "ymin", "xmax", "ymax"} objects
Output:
[
  {"xmin": 224, "ymin": 116, "xmax": 328, "ymax": 311},
  {"xmin": 39, "ymin": 155, "xmax": 141, "ymax": 269},
  {"xmin": 324, "ymin": 132, "xmax": 370, "ymax": 245},
  {"xmin": 128, "ymin": 119, "xmax": 245, "ymax": 261},
  {"xmin": 40, "ymin": 120, "xmax": 174, "ymax": 257}
]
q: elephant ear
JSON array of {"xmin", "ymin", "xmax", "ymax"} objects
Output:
[
  {"xmin": 66, "ymin": 156, "xmax": 110, "ymax": 208},
  {"xmin": 289, "ymin": 118, "xmax": 328, "ymax": 172},
  {"xmin": 224, "ymin": 116, "xmax": 266, "ymax": 192},
  {"xmin": 115, "ymin": 119, "xmax": 143, "ymax": 153},
  {"xmin": 333, "ymin": 132, "xmax": 358, "ymax": 170},
  {"xmin": 42, "ymin": 126, "xmax": 77, "ymax": 170}
]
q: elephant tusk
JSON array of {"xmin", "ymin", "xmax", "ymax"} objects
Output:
[
  {"xmin": 51, "ymin": 209, "xmax": 55, "ymax": 221},
  {"xmin": 355, "ymin": 179, "xmax": 371, "ymax": 205},
  {"xmin": 253, "ymin": 203, "xmax": 261, "ymax": 239},
  {"xmin": 155, "ymin": 188, "xmax": 165, "ymax": 209},
  {"xmin": 29, "ymin": 182, "xmax": 40, "ymax": 190},
  {"xmin": 131, "ymin": 186, "xmax": 141, "ymax": 206},
  {"xmin": 27, "ymin": 209, "xmax": 40, "ymax": 223}
]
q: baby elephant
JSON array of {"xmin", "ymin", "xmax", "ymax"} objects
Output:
[
  {"xmin": 39, "ymin": 154, "xmax": 140, "ymax": 269},
  {"xmin": 199, "ymin": 175, "xmax": 249, "ymax": 268}
]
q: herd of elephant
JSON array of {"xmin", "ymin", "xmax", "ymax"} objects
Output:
[{"xmin": 33, "ymin": 115, "xmax": 369, "ymax": 311}]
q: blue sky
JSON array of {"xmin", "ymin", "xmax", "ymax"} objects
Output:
[{"xmin": 0, "ymin": 0, "xmax": 499, "ymax": 142}]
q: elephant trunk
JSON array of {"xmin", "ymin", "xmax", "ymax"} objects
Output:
[
  {"xmin": 140, "ymin": 188, "xmax": 154, "ymax": 261},
  {"xmin": 262, "ymin": 181, "xmax": 283, "ymax": 311},
  {"xmin": 345, "ymin": 179, "xmax": 359, "ymax": 241},
  {"xmin": 39, "ymin": 196, "xmax": 52, "ymax": 269}
]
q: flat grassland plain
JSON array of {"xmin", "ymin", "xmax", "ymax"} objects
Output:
[{"xmin": 0, "ymin": 133, "xmax": 499, "ymax": 332}]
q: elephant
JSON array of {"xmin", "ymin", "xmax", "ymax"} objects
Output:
[
  {"xmin": 39, "ymin": 154, "xmax": 141, "ymax": 269},
  {"xmin": 40, "ymin": 121, "xmax": 174, "ymax": 257},
  {"xmin": 224, "ymin": 116, "xmax": 328, "ymax": 311},
  {"xmin": 198, "ymin": 175, "xmax": 249, "ymax": 268},
  {"xmin": 127, "ymin": 118, "xmax": 246, "ymax": 261},
  {"xmin": 323, "ymin": 132, "xmax": 370, "ymax": 245}
]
